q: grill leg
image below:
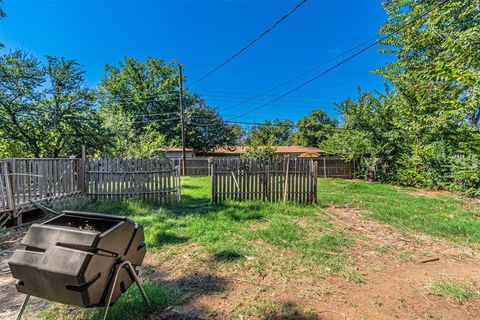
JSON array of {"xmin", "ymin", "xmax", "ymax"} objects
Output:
[
  {"xmin": 16, "ymin": 294, "xmax": 30, "ymax": 320},
  {"xmin": 101, "ymin": 260, "xmax": 151, "ymax": 320}
]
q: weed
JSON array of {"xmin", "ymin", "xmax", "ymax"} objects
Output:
[
  {"xmin": 429, "ymin": 279, "xmax": 478, "ymax": 304},
  {"xmin": 398, "ymin": 251, "xmax": 415, "ymax": 262},
  {"xmin": 344, "ymin": 267, "xmax": 366, "ymax": 284}
]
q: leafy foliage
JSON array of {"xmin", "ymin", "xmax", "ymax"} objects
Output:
[
  {"xmin": 245, "ymin": 119, "xmax": 294, "ymax": 146},
  {"xmin": 0, "ymin": 51, "xmax": 109, "ymax": 157},
  {"xmin": 99, "ymin": 57, "xmax": 238, "ymax": 154},
  {"xmin": 241, "ymin": 144, "xmax": 276, "ymax": 159},
  {"xmin": 185, "ymin": 104, "xmax": 240, "ymax": 152},
  {"xmin": 294, "ymin": 110, "xmax": 337, "ymax": 147},
  {"xmin": 322, "ymin": 0, "xmax": 480, "ymax": 194}
]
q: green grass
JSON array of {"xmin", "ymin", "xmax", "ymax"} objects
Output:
[
  {"xmin": 87, "ymin": 177, "xmax": 351, "ymax": 270},
  {"xmin": 34, "ymin": 176, "xmax": 351, "ymax": 319},
  {"xmin": 36, "ymin": 281, "xmax": 173, "ymax": 320},
  {"xmin": 30, "ymin": 177, "xmax": 480, "ymax": 318},
  {"xmin": 317, "ymin": 178, "xmax": 480, "ymax": 243},
  {"xmin": 429, "ymin": 280, "xmax": 479, "ymax": 304}
]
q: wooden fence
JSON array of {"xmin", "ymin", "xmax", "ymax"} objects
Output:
[
  {"xmin": 316, "ymin": 156, "xmax": 352, "ymax": 178},
  {"xmin": 172, "ymin": 156, "xmax": 352, "ymax": 178},
  {"xmin": 0, "ymin": 161, "xmax": 8, "ymax": 214},
  {"xmin": 0, "ymin": 158, "xmax": 82, "ymax": 226},
  {"xmin": 171, "ymin": 158, "xmax": 211, "ymax": 176},
  {"xmin": 210, "ymin": 157, "xmax": 317, "ymax": 203},
  {"xmin": 86, "ymin": 158, "xmax": 180, "ymax": 204},
  {"xmin": 0, "ymin": 157, "xmax": 181, "ymax": 227}
]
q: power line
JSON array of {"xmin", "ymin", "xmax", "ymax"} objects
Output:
[
  {"xmin": 228, "ymin": 0, "xmax": 450, "ymax": 121},
  {"xmin": 220, "ymin": 37, "xmax": 377, "ymax": 112},
  {"xmin": 189, "ymin": 0, "xmax": 308, "ymax": 87},
  {"xmin": 187, "ymin": 116, "xmax": 298, "ymax": 128}
]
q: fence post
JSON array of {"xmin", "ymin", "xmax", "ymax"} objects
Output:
[
  {"xmin": 283, "ymin": 157, "xmax": 290, "ymax": 203},
  {"xmin": 79, "ymin": 145, "xmax": 87, "ymax": 195},
  {"xmin": 4, "ymin": 158, "xmax": 18, "ymax": 223},
  {"xmin": 323, "ymin": 156, "xmax": 327, "ymax": 178},
  {"xmin": 313, "ymin": 159, "xmax": 318, "ymax": 203},
  {"xmin": 209, "ymin": 157, "xmax": 216, "ymax": 203},
  {"xmin": 265, "ymin": 164, "xmax": 270, "ymax": 202}
]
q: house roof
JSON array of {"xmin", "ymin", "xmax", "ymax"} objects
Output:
[{"xmin": 165, "ymin": 147, "xmax": 195, "ymax": 152}]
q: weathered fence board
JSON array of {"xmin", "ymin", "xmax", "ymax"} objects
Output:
[
  {"xmin": 86, "ymin": 158, "xmax": 180, "ymax": 204},
  {"xmin": 171, "ymin": 158, "xmax": 211, "ymax": 176},
  {"xmin": 0, "ymin": 161, "xmax": 9, "ymax": 214},
  {"xmin": 11, "ymin": 158, "xmax": 82, "ymax": 205},
  {"xmin": 0, "ymin": 158, "xmax": 82, "ymax": 226},
  {"xmin": 210, "ymin": 157, "xmax": 317, "ymax": 203},
  {"xmin": 0, "ymin": 157, "xmax": 181, "ymax": 227},
  {"xmin": 315, "ymin": 156, "xmax": 352, "ymax": 178},
  {"xmin": 172, "ymin": 156, "xmax": 351, "ymax": 178}
]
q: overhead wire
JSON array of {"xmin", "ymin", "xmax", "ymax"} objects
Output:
[
  {"xmin": 227, "ymin": 0, "xmax": 450, "ymax": 120},
  {"xmin": 189, "ymin": 0, "xmax": 308, "ymax": 86},
  {"xmin": 220, "ymin": 36, "xmax": 378, "ymax": 112}
]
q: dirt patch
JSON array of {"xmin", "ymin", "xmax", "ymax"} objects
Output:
[
  {"xmin": 149, "ymin": 206, "xmax": 480, "ymax": 319},
  {"xmin": 409, "ymin": 190, "xmax": 453, "ymax": 199},
  {"xmin": 0, "ymin": 225, "xmax": 30, "ymax": 319},
  {"xmin": 409, "ymin": 189, "xmax": 480, "ymax": 207},
  {"xmin": 2, "ymin": 207, "xmax": 480, "ymax": 319}
]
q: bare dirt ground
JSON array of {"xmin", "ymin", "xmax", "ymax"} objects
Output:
[
  {"xmin": 0, "ymin": 224, "xmax": 30, "ymax": 319},
  {"xmin": 1, "ymin": 205, "xmax": 480, "ymax": 320},
  {"xmin": 148, "ymin": 206, "xmax": 480, "ymax": 320}
]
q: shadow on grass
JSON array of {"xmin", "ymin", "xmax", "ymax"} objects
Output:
[
  {"xmin": 211, "ymin": 249, "xmax": 245, "ymax": 262},
  {"xmin": 150, "ymin": 270, "xmax": 229, "ymax": 319},
  {"xmin": 261, "ymin": 301, "xmax": 323, "ymax": 320},
  {"xmin": 181, "ymin": 184, "xmax": 202, "ymax": 190},
  {"xmin": 153, "ymin": 232, "xmax": 189, "ymax": 247}
]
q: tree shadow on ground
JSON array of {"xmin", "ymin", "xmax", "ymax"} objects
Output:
[
  {"xmin": 210, "ymin": 250, "xmax": 244, "ymax": 262},
  {"xmin": 261, "ymin": 301, "xmax": 324, "ymax": 320},
  {"xmin": 153, "ymin": 232, "xmax": 189, "ymax": 247},
  {"xmin": 150, "ymin": 269, "xmax": 229, "ymax": 319}
]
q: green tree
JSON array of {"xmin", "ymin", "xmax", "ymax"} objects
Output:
[
  {"xmin": 185, "ymin": 104, "xmax": 239, "ymax": 152},
  {"xmin": 98, "ymin": 58, "xmax": 198, "ymax": 143},
  {"xmin": 293, "ymin": 110, "xmax": 337, "ymax": 146},
  {"xmin": 0, "ymin": 51, "xmax": 109, "ymax": 157},
  {"xmin": 0, "ymin": 1, "xmax": 5, "ymax": 49},
  {"xmin": 230, "ymin": 124, "xmax": 245, "ymax": 145},
  {"xmin": 0, "ymin": 51, "xmax": 45, "ymax": 157},
  {"xmin": 41, "ymin": 56, "xmax": 108, "ymax": 157},
  {"xmin": 321, "ymin": 91, "xmax": 400, "ymax": 179},
  {"xmin": 375, "ymin": 0, "xmax": 480, "ymax": 190},
  {"xmin": 378, "ymin": 0, "xmax": 479, "ymax": 131},
  {"xmin": 326, "ymin": 0, "xmax": 480, "ymax": 193},
  {"xmin": 245, "ymin": 119, "xmax": 294, "ymax": 146}
]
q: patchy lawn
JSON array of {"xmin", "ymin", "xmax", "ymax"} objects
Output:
[
  {"xmin": 317, "ymin": 178, "xmax": 480, "ymax": 244},
  {"xmin": 2, "ymin": 177, "xmax": 480, "ymax": 319}
]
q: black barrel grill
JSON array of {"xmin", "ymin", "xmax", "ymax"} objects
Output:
[{"xmin": 8, "ymin": 211, "xmax": 148, "ymax": 317}]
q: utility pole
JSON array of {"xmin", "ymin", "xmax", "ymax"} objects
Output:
[{"xmin": 178, "ymin": 64, "xmax": 187, "ymax": 176}]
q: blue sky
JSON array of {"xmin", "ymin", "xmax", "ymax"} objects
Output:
[{"xmin": 0, "ymin": 0, "xmax": 390, "ymax": 124}]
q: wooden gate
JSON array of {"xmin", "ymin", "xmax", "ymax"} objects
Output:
[
  {"xmin": 210, "ymin": 157, "xmax": 317, "ymax": 203},
  {"xmin": 86, "ymin": 158, "xmax": 180, "ymax": 204}
]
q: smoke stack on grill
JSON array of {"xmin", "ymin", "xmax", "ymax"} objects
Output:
[{"xmin": 8, "ymin": 211, "xmax": 147, "ymax": 308}]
